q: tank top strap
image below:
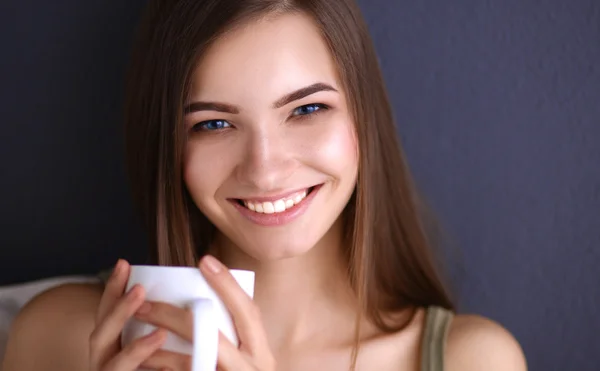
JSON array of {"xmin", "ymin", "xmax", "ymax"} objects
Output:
[{"xmin": 420, "ymin": 306, "xmax": 454, "ymax": 371}]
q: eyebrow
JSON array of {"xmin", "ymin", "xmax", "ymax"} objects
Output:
[
  {"xmin": 184, "ymin": 82, "xmax": 338, "ymax": 115},
  {"xmin": 272, "ymin": 82, "xmax": 338, "ymax": 109}
]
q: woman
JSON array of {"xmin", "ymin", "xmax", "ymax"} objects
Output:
[{"xmin": 2, "ymin": 0, "xmax": 526, "ymax": 370}]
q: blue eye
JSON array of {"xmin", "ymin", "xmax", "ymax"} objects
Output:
[
  {"xmin": 193, "ymin": 120, "xmax": 231, "ymax": 132},
  {"xmin": 292, "ymin": 103, "xmax": 328, "ymax": 116}
]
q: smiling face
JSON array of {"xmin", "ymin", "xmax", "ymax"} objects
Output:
[{"xmin": 183, "ymin": 12, "xmax": 358, "ymax": 261}]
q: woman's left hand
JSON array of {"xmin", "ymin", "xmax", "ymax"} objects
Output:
[{"xmin": 133, "ymin": 255, "xmax": 275, "ymax": 371}]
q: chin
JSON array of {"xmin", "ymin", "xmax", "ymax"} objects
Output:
[{"xmin": 233, "ymin": 233, "xmax": 322, "ymax": 261}]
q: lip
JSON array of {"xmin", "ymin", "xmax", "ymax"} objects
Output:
[{"xmin": 230, "ymin": 184, "xmax": 323, "ymax": 227}]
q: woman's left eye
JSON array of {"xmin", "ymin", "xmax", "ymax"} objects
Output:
[
  {"xmin": 292, "ymin": 103, "xmax": 328, "ymax": 117},
  {"xmin": 192, "ymin": 119, "xmax": 231, "ymax": 132}
]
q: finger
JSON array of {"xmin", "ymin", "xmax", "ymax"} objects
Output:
[
  {"xmin": 199, "ymin": 256, "xmax": 268, "ymax": 354},
  {"xmin": 102, "ymin": 328, "xmax": 168, "ymax": 371},
  {"xmin": 89, "ymin": 284, "xmax": 146, "ymax": 367},
  {"xmin": 134, "ymin": 301, "xmax": 194, "ymax": 342},
  {"xmin": 216, "ymin": 332, "xmax": 250, "ymax": 371},
  {"xmin": 140, "ymin": 349, "xmax": 192, "ymax": 371},
  {"xmin": 96, "ymin": 259, "xmax": 131, "ymax": 323},
  {"xmin": 218, "ymin": 332, "xmax": 276, "ymax": 371}
]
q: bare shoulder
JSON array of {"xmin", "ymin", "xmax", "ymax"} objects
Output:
[
  {"xmin": 445, "ymin": 313, "xmax": 527, "ymax": 371},
  {"xmin": 2, "ymin": 282, "xmax": 104, "ymax": 371}
]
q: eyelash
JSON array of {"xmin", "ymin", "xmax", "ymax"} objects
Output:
[{"xmin": 190, "ymin": 103, "xmax": 330, "ymax": 133}]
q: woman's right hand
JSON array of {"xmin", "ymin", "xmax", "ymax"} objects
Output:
[{"xmin": 89, "ymin": 259, "xmax": 168, "ymax": 371}]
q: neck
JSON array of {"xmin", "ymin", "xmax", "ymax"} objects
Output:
[{"xmin": 213, "ymin": 218, "xmax": 360, "ymax": 353}]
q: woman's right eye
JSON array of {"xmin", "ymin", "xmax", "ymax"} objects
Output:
[{"xmin": 192, "ymin": 119, "xmax": 232, "ymax": 132}]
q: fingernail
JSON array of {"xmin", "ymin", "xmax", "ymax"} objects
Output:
[
  {"xmin": 201, "ymin": 255, "xmax": 222, "ymax": 274},
  {"xmin": 146, "ymin": 329, "xmax": 166, "ymax": 344},
  {"xmin": 136, "ymin": 302, "xmax": 152, "ymax": 315},
  {"xmin": 127, "ymin": 285, "xmax": 141, "ymax": 301}
]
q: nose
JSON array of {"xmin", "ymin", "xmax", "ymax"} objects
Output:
[{"xmin": 235, "ymin": 129, "xmax": 296, "ymax": 191}]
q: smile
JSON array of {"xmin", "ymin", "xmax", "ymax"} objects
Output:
[
  {"xmin": 241, "ymin": 188, "xmax": 309, "ymax": 214},
  {"xmin": 230, "ymin": 185, "xmax": 322, "ymax": 226}
]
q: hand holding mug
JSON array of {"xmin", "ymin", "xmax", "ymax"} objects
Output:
[
  {"xmin": 89, "ymin": 260, "xmax": 169, "ymax": 371},
  {"xmin": 133, "ymin": 256, "xmax": 275, "ymax": 371}
]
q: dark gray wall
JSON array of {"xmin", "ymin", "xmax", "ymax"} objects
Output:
[
  {"xmin": 359, "ymin": 1, "xmax": 600, "ymax": 370},
  {"xmin": 1, "ymin": 1, "xmax": 150, "ymax": 281},
  {"xmin": 1, "ymin": 1, "xmax": 598, "ymax": 370}
]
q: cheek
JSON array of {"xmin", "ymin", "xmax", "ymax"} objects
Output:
[
  {"xmin": 183, "ymin": 142, "xmax": 229, "ymax": 200},
  {"xmin": 302, "ymin": 117, "xmax": 358, "ymax": 177}
]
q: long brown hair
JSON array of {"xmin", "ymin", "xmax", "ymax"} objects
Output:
[{"xmin": 124, "ymin": 0, "xmax": 454, "ymax": 365}]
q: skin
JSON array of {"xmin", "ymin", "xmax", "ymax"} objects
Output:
[{"xmin": 1, "ymin": 12, "xmax": 526, "ymax": 371}]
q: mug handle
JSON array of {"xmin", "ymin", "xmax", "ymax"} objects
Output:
[{"xmin": 190, "ymin": 298, "xmax": 218, "ymax": 371}]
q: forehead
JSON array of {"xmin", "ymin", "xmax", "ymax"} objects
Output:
[{"xmin": 189, "ymin": 12, "xmax": 341, "ymax": 103}]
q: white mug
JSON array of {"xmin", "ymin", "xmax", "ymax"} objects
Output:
[{"xmin": 121, "ymin": 265, "xmax": 255, "ymax": 371}]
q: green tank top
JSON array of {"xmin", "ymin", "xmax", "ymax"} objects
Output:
[
  {"xmin": 97, "ymin": 268, "xmax": 453, "ymax": 370},
  {"xmin": 421, "ymin": 306, "xmax": 454, "ymax": 371}
]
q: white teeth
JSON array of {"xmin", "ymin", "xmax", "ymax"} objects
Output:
[
  {"xmin": 273, "ymin": 200, "xmax": 286, "ymax": 212},
  {"xmin": 263, "ymin": 202, "xmax": 275, "ymax": 214},
  {"xmin": 293, "ymin": 193, "xmax": 305, "ymax": 204},
  {"xmin": 243, "ymin": 189, "xmax": 309, "ymax": 214}
]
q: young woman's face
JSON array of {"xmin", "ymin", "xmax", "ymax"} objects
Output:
[{"xmin": 183, "ymin": 13, "xmax": 358, "ymax": 260}]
